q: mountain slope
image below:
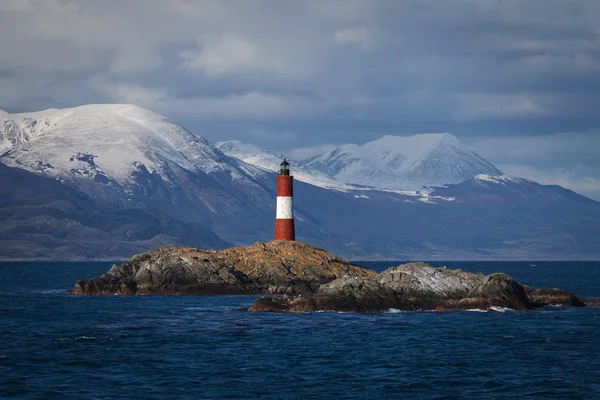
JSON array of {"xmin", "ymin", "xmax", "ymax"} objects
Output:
[
  {"xmin": 0, "ymin": 104, "xmax": 234, "ymax": 181},
  {"xmin": 300, "ymin": 133, "xmax": 502, "ymax": 190},
  {"xmin": 216, "ymin": 140, "xmax": 352, "ymax": 189},
  {"xmin": 0, "ymin": 104, "xmax": 277, "ymax": 243},
  {"xmin": 2, "ymin": 104, "xmax": 600, "ymax": 260},
  {"xmin": 0, "ymin": 163, "xmax": 230, "ymax": 259}
]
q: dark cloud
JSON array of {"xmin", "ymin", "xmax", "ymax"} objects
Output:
[{"xmin": 1, "ymin": 0, "xmax": 599, "ymax": 198}]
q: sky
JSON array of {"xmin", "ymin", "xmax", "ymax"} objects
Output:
[{"xmin": 1, "ymin": 0, "xmax": 600, "ymax": 200}]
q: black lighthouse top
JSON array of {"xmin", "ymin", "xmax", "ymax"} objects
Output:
[{"xmin": 280, "ymin": 159, "xmax": 290, "ymax": 176}]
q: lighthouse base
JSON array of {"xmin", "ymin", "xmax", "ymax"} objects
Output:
[{"xmin": 275, "ymin": 219, "xmax": 295, "ymax": 241}]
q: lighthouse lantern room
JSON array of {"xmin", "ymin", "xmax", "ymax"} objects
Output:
[{"xmin": 275, "ymin": 159, "xmax": 296, "ymax": 241}]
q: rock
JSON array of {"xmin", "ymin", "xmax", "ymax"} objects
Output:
[
  {"xmin": 378, "ymin": 262, "xmax": 483, "ymax": 298},
  {"xmin": 246, "ymin": 262, "xmax": 587, "ymax": 313},
  {"xmin": 466, "ymin": 273, "xmax": 530, "ymax": 310},
  {"xmin": 585, "ymin": 298, "xmax": 600, "ymax": 307},
  {"xmin": 246, "ymin": 277, "xmax": 397, "ymax": 313},
  {"xmin": 525, "ymin": 286, "xmax": 585, "ymax": 307},
  {"xmin": 73, "ymin": 241, "xmax": 376, "ymax": 295}
]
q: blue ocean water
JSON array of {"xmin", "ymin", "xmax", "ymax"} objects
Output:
[{"xmin": 1, "ymin": 261, "xmax": 600, "ymax": 399}]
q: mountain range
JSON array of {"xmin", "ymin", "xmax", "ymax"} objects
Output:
[{"xmin": 1, "ymin": 104, "xmax": 599, "ymax": 260}]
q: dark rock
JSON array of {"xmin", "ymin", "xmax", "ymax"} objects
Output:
[
  {"xmin": 525, "ymin": 286, "xmax": 585, "ymax": 307},
  {"xmin": 246, "ymin": 262, "xmax": 587, "ymax": 313},
  {"xmin": 378, "ymin": 262, "xmax": 483, "ymax": 298},
  {"xmin": 585, "ymin": 298, "xmax": 600, "ymax": 307},
  {"xmin": 73, "ymin": 241, "xmax": 376, "ymax": 295},
  {"xmin": 466, "ymin": 273, "xmax": 530, "ymax": 310}
]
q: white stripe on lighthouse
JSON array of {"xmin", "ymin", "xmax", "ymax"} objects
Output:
[{"xmin": 276, "ymin": 196, "xmax": 294, "ymax": 219}]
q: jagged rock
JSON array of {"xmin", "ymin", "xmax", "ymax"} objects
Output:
[
  {"xmin": 525, "ymin": 286, "xmax": 585, "ymax": 307},
  {"xmin": 245, "ymin": 262, "xmax": 587, "ymax": 313},
  {"xmin": 72, "ymin": 241, "xmax": 376, "ymax": 295},
  {"xmin": 466, "ymin": 273, "xmax": 530, "ymax": 310},
  {"xmin": 586, "ymin": 298, "xmax": 600, "ymax": 307},
  {"xmin": 378, "ymin": 262, "xmax": 483, "ymax": 298}
]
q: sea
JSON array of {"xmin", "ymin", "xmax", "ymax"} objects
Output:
[{"xmin": 1, "ymin": 260, "xmax": 599, "ymax": 399}]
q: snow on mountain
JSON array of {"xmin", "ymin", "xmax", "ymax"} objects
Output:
[
  {"xmin": 0, "ymin": 104, "xmax": 247, "ymax": 184},
  {"xmin": 300, "ymin": 133, "xmax": 503, "ymax": 190},
  {"xmin": 216, "ymin": 140, "xmax": 355, "ymax": 190},
  {"xmin": 0, "ymin": 104, "xmax": 280, "ymax": 243},
  {"xmin": 2, "ymin": 105, "xmax": 600, "ymax": 260},
  {"xmin": 474, "ymin": 174, "xmax": 534, "ymax": 185}
]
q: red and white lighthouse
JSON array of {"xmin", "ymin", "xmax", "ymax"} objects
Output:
[{"xmin": 275, "ymin": 159, "xmax": 295, "ymax": 241}]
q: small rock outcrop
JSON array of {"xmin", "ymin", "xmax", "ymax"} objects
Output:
[
  {"xmin": 73, "ymin": 241, "xmax": 376, "ymax": 295},
  {"xmin": 246, "ymin": 262, "xmax": 587, "ymax": 313},
  {"xmin": 525, "ymin": 286, "xmax": 586, "ymax": 308}
]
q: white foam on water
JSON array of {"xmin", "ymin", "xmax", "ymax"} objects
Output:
[
  {"xmin": 465, "ymin": 309, "xmax": 487, "ymax": 312},
  {"xmin": 75, "ymin": 336, "xmax": 97, "ymax": 341},
  {"xmin": 387, "ymin": 308, "xmax": 407, "ymax": 313},
  {"xmin": 39, "ymin": 289, "xmax": 66, "ymax": 294},
  {"xmin": 489, "ymin": 306, "xmax": 514, "ymax": 312}
]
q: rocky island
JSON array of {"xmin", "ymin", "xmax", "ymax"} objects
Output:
[
  {"xmin": 245, "ymin": 261, "xmax": 588, "ymax": 313},
  {"xmin": 73, "ymin": 241, "xmax": 594, "ymax": 313},
  {"xmin": 73, "ymin": 241, "xmax": 375, "ymax": 295}
]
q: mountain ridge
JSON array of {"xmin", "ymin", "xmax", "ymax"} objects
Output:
[
  {"xmin": 300, "ymin": 133, "xmax": 503, "ymax": 190},
  {"xmin": 2, "ymin": 104, "xmax": 600, "ymax": 260},
  {"xmin": 0, "ymin": 162, "xmax": 230, "ymax": 259},
  {"xmin": 216, "ymin": 140, "xmax": 354, "ymax": 190}
]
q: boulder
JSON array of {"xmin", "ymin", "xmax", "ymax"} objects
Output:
[
  {"xmin": 378, "ymin": 262, "xmax": 483, "ymax": 298},
  {"xmin": 525, "ymin": 286, "xmax": 585, "ymax": 307},
  {"xmin": 246, "ymin": 262, "xmax": 587, "ymax": 313},
  {"xmin": 585, "ymin": 298, "xmax": 600, "ymax": 307},
  {"xmin": 73, "ymin": 241, "xmax": 375, "ymax": 295},
  {"xmin": 465, "ymin": 273, "xmax": 530, "ymax": 310}
]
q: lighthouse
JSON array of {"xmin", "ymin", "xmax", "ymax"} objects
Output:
[{"xmin": 275, "ymin": 159, "xmax": 295, "ymax": 241}]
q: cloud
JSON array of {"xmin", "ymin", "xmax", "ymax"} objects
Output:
[
  {"xmin": 467, "ymin": 132, "xmax": 600, "ymax": 166},
  {"xmin": 0, "ymin": 0, "xmax": 33, "ymax": 11},
  {"xmin": 249, "ymin": 129, "xmax": 298, "ymax": 141},
  {"xmin": 453, "ymin": 94, "xmax": 549, "ymax": 121},
  {"xmin": 0, "ymin": 0, "xmax": 599, "ymax": 192},
  {"xmin": 109, "ymin": 47, "xmax": 164, "ymax": 75},
  {"xmin": 467, "ymin": 132, "xmax": 600, "ymax": 200},
  {"xmin": 287, "ymin": 144, "xmax": 339, "ymax": 160},
  {"xmin": 167, "ymin": 92, "xmax": 321, "ymax": 119},
  {"xmin": 180, "ymin": 33, "xmax": 285, "ymax": 76},
  {"xmin": 497, "ymin": 163, "xmax": 600, "ymax": 201},
  {"xmin": 149, "ymin": 91, "xmax": 323, "ymax": 120},
  {"xmin": 90, "ymin": 78, "xmax": 167, "ymax": 106},
  {"xmin": 334, "ymin": 27, "xmax": 376, "ymax": 49}
]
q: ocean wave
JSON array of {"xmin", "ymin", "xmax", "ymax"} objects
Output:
[
  {"xmin": 74, "ymin": 336, "xmax": 97, "ymax": 341},
  {"xmin": 39, "ymin": 289, "xmax": 68, "ymax": 294},
  {"xmin": 489, "ymin": 306, "xmax": 514, "ymax": 312}
]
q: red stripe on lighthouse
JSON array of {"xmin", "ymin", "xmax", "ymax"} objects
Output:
[
  {"xmin": 277, "ymin": 175, "xmax": 293, "ymax": 196},
  {"xmin": 275, "ymin": 219, "xmax": 295, "ymax": 241},
  {"xmin": 275, "ymin": 174, "xmax": 295, "ymax": 241}
]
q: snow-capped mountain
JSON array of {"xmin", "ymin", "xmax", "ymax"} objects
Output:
[
  {"xmin": 0, "ymin": 104, "xmax": 277, "ymax": 243},
  {"xmin": 300, "ymin": 133, "xmax": 503, "ymax": 190},
  {"xmin": 2, "ymin": 104, "xmax": 600, "ymax": 260},
  {"xmin": 215, "ymin": 140, "xmax": 289, "ymax": 172},
  {"xmin": 0, "ymin": 104, "xmax": 248, "ymax": 184},
  {"xmin": 216, "ymin": 140, "xmax": 352, "ymax": 190}
]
